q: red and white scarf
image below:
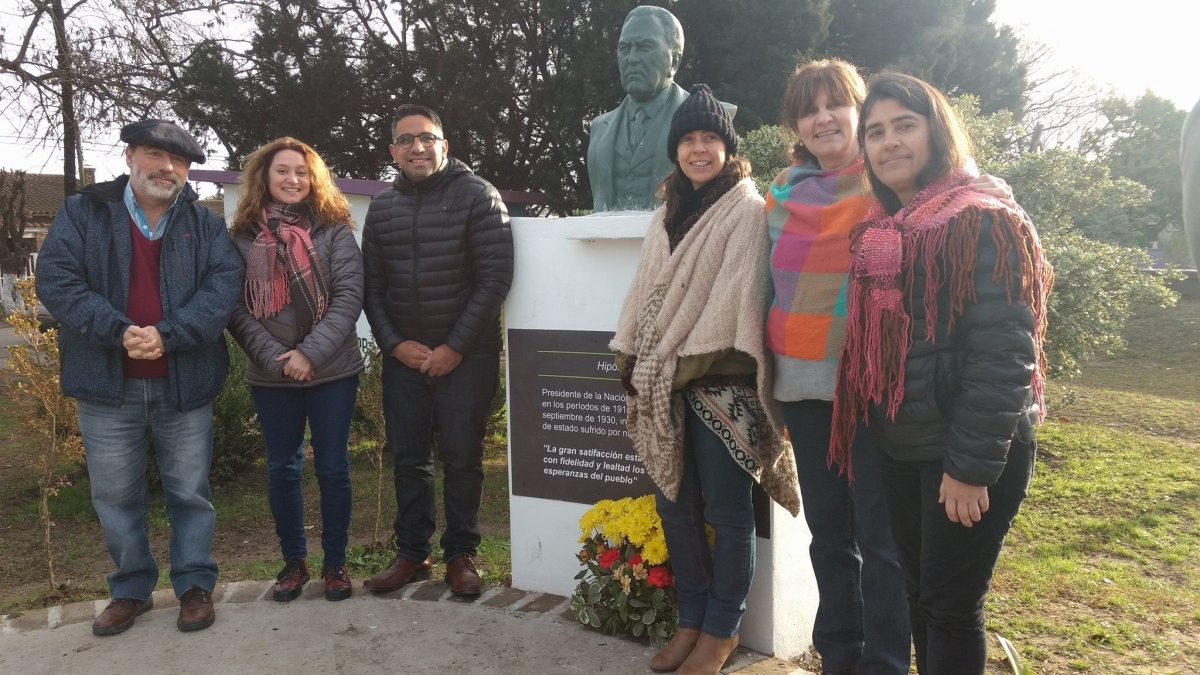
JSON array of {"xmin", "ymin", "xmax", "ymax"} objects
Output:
[
  {"xmin": 830, "ymin": 166, "xmax": 1052, "ymax": 476},
  {"xmin": 245, "ymin": 202, "xmax": 329, "ymax": 338}
]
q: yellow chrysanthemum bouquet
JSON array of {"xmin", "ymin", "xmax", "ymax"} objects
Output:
[{"xmin": 569, "ymin": 495, "xmax": 679, "ymax": 647}]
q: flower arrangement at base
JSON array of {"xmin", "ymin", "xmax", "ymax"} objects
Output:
[{"xmin": 569, "ymin": 495, "xmax": 679, "ymax": 647}]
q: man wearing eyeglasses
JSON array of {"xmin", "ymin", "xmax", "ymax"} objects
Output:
[{"xmin": 361, "ymin": 104, "xmax": 514, "ymax": 597}]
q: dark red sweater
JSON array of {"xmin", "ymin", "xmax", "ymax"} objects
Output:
[{"xmin": 124, "ymin": 218, "xmax": 169, "ymax": 379}]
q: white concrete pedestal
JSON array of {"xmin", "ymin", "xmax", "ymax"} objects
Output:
[{"xmin": 504, "ymin": 213, "xmax": 819, "ymax": 660}]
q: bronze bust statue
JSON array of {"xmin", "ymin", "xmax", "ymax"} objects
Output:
[{"xmin": 586, "ymin": 6, "xmax": 690, "ymax": 212}]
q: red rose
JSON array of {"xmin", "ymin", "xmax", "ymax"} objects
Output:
[
  {"xmin": 598, "ymin": 548, "xmax": 621, "ymax": 570},
  {"xmin": 629, "ymin": 553, "xmax": 643, "ymax": 566},
  {"xmin": 647, "ymin": 566, "xmax": 673, "ymax": 588}
]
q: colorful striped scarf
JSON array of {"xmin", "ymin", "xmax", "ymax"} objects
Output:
[
  {"xmin": 830, "ymin": 166, "xmax": 1053, "ymax": 476},
  {"xmin": 245, "ymin": 202, "xmax": 329, "ymax": 339},
  {"xmin": 765, "ymin": 157, "xmax": 874, "ymax": 401}
]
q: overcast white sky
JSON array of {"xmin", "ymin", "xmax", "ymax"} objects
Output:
[{"xmin": 2, "ymin": 0, "xmax": 1197, "ymax": 182}]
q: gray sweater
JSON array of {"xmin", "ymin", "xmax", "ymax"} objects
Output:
[{"xmin": 228, "ymin": 222, "xmax": 365, "ymax": 387}]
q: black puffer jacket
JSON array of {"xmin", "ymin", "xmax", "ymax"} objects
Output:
[
  {"xmin": 362, "ymin": 157, "xmax": 513, "ymax": 356},
  {"xmin": 868, "ymin": 213, "xmax": 1039, "ymax": 487}
]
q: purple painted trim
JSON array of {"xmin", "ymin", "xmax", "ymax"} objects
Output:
[{"xmin": 188, "ymin": 169, "xmax": 546, "ymax": 204}]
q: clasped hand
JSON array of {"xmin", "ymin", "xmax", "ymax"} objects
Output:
[
  {"xmin": 123, "ymin": 325, "xmax": 164, "ymax": 360},
  {"xmin": 391, "ymin": 340, "xmax": 462, "ymax": 377},
  {"xmin": 275, "ymin": 349, "xmax": 314, "ymax": 382}
]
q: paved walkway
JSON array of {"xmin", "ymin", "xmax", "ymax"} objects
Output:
[{"xmin": 0, "ymin": 579, "xmax": 813, "ymax": 674}]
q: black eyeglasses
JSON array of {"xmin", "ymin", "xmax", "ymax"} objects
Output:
[{"xmin": 393, "ymin": 132, "xmax": 444, "ymax": 148}]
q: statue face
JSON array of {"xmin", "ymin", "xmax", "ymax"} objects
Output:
[{"xmin": 617, "ymin": 16, "xmax": 676, "ymax": 102}]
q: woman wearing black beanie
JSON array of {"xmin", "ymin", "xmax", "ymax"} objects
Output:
[{"xmin": 612, "ymin": 84, "xmax": 801, "ymax": 675}]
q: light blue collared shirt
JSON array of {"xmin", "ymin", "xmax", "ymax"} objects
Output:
[{"xmin": 123, "ymin": 180, "xmax": 182, "ymax": 241}]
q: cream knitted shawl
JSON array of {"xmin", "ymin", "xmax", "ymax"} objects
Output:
[{"xmin": 610, "ymin": 179, "xmax": 801, "ymax": 516}]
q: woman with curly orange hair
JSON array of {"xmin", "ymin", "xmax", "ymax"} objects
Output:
[{"xmin": 228, "ymin": 137, "xmax": 364, "ymax": 602}]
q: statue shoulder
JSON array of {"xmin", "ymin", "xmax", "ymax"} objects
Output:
[{"xmin": 589, "ymin": 105, "xmax": 623, "ymax": 135}]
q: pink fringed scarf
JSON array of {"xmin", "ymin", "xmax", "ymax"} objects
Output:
[
  {"xmin": 245, "ymin": 203, "xmax": 329, "ymax": 338},
  {"xmin": 829, "ymin": 166, "xmax": 1053, "ymax": 476}
]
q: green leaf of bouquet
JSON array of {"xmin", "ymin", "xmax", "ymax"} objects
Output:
[{"xmin": 643, "ymin": 608, "xmax": 657, "ymax": 624}]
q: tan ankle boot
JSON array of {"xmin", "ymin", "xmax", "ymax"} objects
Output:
[
  {"xmin": 676, "ymin": 632, "xmax": 739, "ymax": 675},
  {"xmin": 649, "ymin": 627, "xmax": 701, "ymax": 672}
]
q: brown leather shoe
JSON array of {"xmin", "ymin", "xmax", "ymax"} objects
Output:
[
  {"xmin": 677, "ymin": 632, "xmax": 739, "ymax": 675},
  {"xmin": 177, "ymin": 587, "xmax": 215, "ymax": 632},
  {"xmin": 273, "ymin": 557, "xmax": 310, "ymax": 602},
  {"xmin": 445, "ymin": 555, "xmax": 482, "ymax": 596},
  {"xmin": 649, "ymin": 626, "xmax": 701, "ymax": 672},
  {"xmin": 323, "ymin": 565, "xmax": 353, "ymax": 601},
  {"xmin": 92, "ymin": 597, "xmax": 153, "ymax": 636},
  {"xmin": 362, "ymin": 556, "xmax": 432, "ymax": 593}
]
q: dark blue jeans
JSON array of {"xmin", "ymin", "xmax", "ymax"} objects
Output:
[
  {"xmin": 655, "ymin": 404, "xmax": 756, "ymax": 638},
  {"xmin": 782, "ymin": 401, "xmax": 911, "ymax": 675},
  {"xmin": 250, "ymin": 375, "xmax": 358, "ymax": 567},
  {"xmin": 382, "ymin": 353, "xmax": 499, "ymax": 563},
  {"xmin": 878, "ymin": 434, "xmax": 1035, "ymax": 675}
]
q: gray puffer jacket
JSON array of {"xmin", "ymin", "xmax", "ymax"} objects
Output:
[{"xmin": 228, "ymin": 221, "xmax": 365, "ymax": 387}]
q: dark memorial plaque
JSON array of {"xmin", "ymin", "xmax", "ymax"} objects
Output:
[
  {"xmin": 508, "ymin": 328, "xmax": 771, "ymax": 537},
  {"xmin": 508, "ymin": 328, "xmax": 653, "ymax": 503}
]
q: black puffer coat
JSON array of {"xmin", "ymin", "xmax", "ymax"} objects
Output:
[
  {"xmin": 868, "ymin": 213, "xmax": 1039, "ymax": 487},
  {"xmin": 362, "ymin": 157, "xmax": 513, "ymax": 356}
]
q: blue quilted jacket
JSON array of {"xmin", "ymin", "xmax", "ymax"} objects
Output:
[{"xmin": 35, "ymin": 176, "xmax": 244, "ymax": 412}]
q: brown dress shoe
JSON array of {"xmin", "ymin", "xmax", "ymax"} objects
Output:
[
  {"xmin": 273, "ymin": 557, "xmax": 310, "ymax": 602},
  {"xmin": 362, "ymin": 556, "xmax": 432, "ymax": 593},
  {"xmin": 445, "ymin": 555, "xmax": 482, "ymax": 596},
  {"xmin": 649, "ymin": 626, "xmax": 701, "ymax": 672},
  {"xmin": 92, "ymin": 597, "xmax": 153, "ymax": 636},
  {"xmin": 177, "ymin": 587, "xmax": 215, "ymax": 632},
  {"xmin": 677, "ymin": 632, "xmax": 739, "ymax": 675},
  {"xmin": 323, "ymin": 565, "xmax": 353, "ymax": 601}
]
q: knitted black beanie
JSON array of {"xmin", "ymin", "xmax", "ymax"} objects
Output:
[{"xmin": 667, "ymin": 84, "xmax": 738, "ymax": 162}]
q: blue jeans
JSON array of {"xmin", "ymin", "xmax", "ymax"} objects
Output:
[
  {"xmin": 250, "ymin": 375, "xmax": 358, "ymax": 567},
  {"xmin": 782, "ymin": 401, "xmax": 911, "ymax": 675},
  {"xmin": 879, "ymin": 435, "xmax": 1035, "ymax": 675},
  {"xmin": 76, "ymin": 378, "xmax": 218, "ymax": 600},
  {"xmin": 382, "ymin": 353, "xmax": 499, "ymax": 562},
  {"xmin": 655, "ymin": 404, "xmax": 756, "ymax": 638}
]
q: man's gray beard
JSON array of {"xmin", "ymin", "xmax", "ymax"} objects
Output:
[{"xmin": 132, "ymin": 168, "xmax": 183, "ymax": 202}]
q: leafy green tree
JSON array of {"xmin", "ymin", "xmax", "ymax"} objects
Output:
[
  {"xmin": 824, "ymin": 0, "xmax": 1026, "ymax": 114},
  {"xmin": 173, "ymin": 0, "xmax": 398, "ymax": 178},
  {"xmin": 1040, "ymin": 232, "xmax": 1177, "ymax": 377},
  {"xmin": 1081, "ymin": 92, "xmax": 1186, "ymax": 244},
  {"xmin": 672, "ymin": 0, "xmax": 831, "ymax": 130},
  {"xmin": 957, "ymin": 97, "xmax": 1181, "ymax": 376},
  {"xmin": 739, "ymin": 124, "xmax": 790, "ymax": 194}
]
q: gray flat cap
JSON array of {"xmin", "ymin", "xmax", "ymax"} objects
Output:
[{"xmin": 120, "ymin": 119, "xmax": 206, "ymax": 165}]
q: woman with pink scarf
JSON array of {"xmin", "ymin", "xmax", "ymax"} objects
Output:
[
  {"xmin": 766, "ymin": 59, "xmax": 1014, "ymax": 675},
  {"xmin": 228, "ymin": 138, "xmax": 364, "ymax": 603},
  {"xmin": 832, "ymin": 73, "xmax": 1052, "ymax": 675}
]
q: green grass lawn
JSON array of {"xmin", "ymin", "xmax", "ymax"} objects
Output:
[
  {"xmin": 986, "ymin": 297, "xmax": 1200, "ymax": 674},
  {"xmin": 0, "ymin": 404, "xmax": 512, "ymax": 614}
]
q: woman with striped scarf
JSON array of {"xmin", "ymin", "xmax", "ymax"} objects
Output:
[{"xmin": 228, "ymin": 138, "xmax": 364, "ymax": 603}]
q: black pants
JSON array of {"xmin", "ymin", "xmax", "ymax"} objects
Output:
[
  {"xmin": 878, "ymin": 435, "xmax": 1035, "ymax": 675},
  {"xmin": 382, "ymin": 353, "xmax": 500, "ymax": 562}
]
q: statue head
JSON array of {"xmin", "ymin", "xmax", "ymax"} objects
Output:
[{"xmin": 617, "ymin": 6, "xmax": 684, "ymax": 103}]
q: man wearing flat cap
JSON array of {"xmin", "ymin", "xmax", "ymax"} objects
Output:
[{"xmin": 36, "ymin": 120, "xmax": 243, "ymax": 636}]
